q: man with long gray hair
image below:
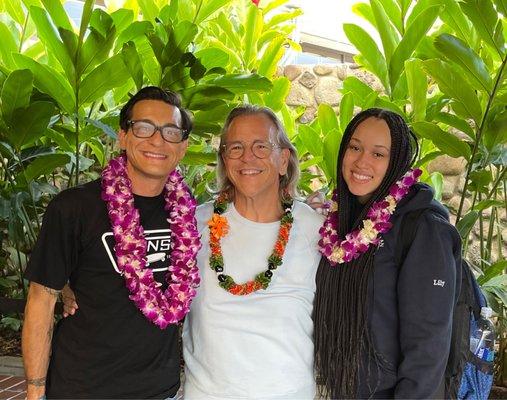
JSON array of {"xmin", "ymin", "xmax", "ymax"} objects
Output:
[{"xmin": 182, "ymin": 104, "xmax": 324, "ymax": 399}]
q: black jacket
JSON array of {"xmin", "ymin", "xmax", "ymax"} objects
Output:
[{"xmin": 358, "ymin": 183, "xmax": 462, "ymax": 399}]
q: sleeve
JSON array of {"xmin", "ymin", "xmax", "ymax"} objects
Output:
[
  {"xmin": 24, "ymin": 193, "xmax": 81, "ymax": 290},
  {"xmin": 394, "ymin": 212, "xmax": 462, "ymax": 399}
]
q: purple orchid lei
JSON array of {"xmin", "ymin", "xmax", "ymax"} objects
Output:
[
  {"xmin": 319, "ymin": 168, "xmax": 422, "ymax": 265},
  {"xmin": 101, "ymin": 154, "xmax": 201, "ymax": 329}
]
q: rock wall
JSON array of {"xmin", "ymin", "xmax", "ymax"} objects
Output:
[
  {"xmin": 279, "ymin": 63, "xmax": 383, "ymax": 123},
  {"xmin": 280, "ymin": 64, "xmax": 506, "ymax": 263}
]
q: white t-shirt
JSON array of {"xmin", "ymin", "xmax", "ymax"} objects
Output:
[{"xmin": 183, "ymin": 201, "xmax": 324, "ymax": 399}]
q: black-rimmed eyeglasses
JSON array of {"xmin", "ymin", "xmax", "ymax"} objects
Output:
[
  {"xmin": 127, "ymin": 120, "xmax": 188, "ymax": 143},
  {"xmin": 221, "ymin": 140, "xmax": 281, "ymax": 159}
]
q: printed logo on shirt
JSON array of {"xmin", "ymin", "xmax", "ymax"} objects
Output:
[
  {"xmin": 433, "ymin": 279, "xmax": 445, "ymax": 287},
  {"xmin": 101, "ymin": 229, "xmax": 171, "ymax": 274}
]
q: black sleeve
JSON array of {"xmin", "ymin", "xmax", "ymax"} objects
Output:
[
  {"xmin": 395, "ymin": 211, "xmax": 462, "ymax": 399},
  {"xmin": 24, "ymin": 191, "xmax": 81, "ymax": 290}
]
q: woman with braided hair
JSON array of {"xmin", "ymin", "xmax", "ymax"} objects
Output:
[{"xmin": 314, "ymin": 108, "xmax": 462, "ymax": 399}]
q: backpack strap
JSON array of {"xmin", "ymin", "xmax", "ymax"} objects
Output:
[{"xmin": 395, "ymin": 208, "xmax": 428, "ymax": 266}]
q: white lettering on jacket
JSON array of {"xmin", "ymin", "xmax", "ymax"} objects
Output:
[{"xmin": 433, "ymin": 279, "xmax": 445, "ymax": 287}]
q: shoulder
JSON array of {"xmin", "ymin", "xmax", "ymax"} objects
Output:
[
  {"xmin": 196, "ymin": 201, "xmax": 214, "ymax": 231},
  {"xmin": 46, "ymin": 179, "xmax": 102, "ymax": 216},
  {"xmin": 292, "ymin": 201, "xmax": 325, "ymax": 239},
  {"xmin": 393, "ymin": 201, "xmax": 461, "ymax": 249}
]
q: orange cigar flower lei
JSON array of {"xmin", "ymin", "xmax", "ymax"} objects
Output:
[{"xmin": 208, "ymin": 193, "xmax": 294, "ymax": 295}]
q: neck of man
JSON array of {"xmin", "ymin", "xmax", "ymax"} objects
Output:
[
  {"xmin": 233, "ymin": 191, "xmax": 284, "ymax": 223},
  {"xmin": 127, "ymin": 164, "xmax": 167, "ymax": 197}
]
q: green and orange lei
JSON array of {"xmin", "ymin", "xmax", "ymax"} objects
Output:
[{"xmin": 208, "ymin": 194, "xmax": 294, "ymax": 295}]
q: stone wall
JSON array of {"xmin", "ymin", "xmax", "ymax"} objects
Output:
[
  {"xmin": 279, "ymin": 63, "xmax": 383, "ymax": 123},
  {"xmin": 280, "ymin": 64, "xmax": 506, "ymax": 263}
]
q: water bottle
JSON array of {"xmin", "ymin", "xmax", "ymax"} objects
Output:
[{"xmin": 470, "ymin": 307, "xmax": 495, "ymax": 362}]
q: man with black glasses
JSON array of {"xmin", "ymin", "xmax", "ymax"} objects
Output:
[{"xmin": 22, "ymin": 86, "xmax": 200, "ymax": 399}]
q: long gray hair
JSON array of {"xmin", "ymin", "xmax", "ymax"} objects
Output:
[{"xmin": 216, "ymin": 104, "xmax": 299, "ymax": 201}]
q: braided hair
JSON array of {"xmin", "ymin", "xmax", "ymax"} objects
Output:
[{"xmin": 313, "ymin": 108, "xmax": 419, "ymax": 398}]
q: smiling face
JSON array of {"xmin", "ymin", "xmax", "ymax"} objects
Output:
[
  {"xmin": 342, "ymin": 116, "xmax": 392, "ymax": 203},
  {"xmin": 118, "ymin": 99, "xmax": 188, "ymax": 195},
  {"xmin": 222, "ymin": 113, "xmax": 289, "ymax": 205}
]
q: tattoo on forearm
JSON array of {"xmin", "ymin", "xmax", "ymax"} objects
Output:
[
  {"xmin": 43, "ymin": 286, "xmax": 61, "ymax": 297},
  {"xmin": 27, "ymin": 377, "xmax": 46, "ymax": 386}
]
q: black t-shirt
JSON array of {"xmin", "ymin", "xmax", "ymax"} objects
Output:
[{"xmin": 25, "ymin": 179, "xmax": 180, "ymax": 399}]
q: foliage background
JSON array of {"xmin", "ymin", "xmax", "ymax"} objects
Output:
[{"xmin": 0, "ymin": 0, "xmax": 506, "ymax": 383}]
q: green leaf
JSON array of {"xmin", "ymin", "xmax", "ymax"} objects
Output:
[
  {"xmin": 412, "ymin": 121, "xmax": 471, "ymax": 159},
  {"xmin": 322, "ymin": 128, "xmax": 341, "ymax": 185},
  {"xmin": 456, "ymin": 210, "xmax": 479, "ymax": 239},
  {"xmin": 243, "ymin": 3, "xmax": 263, "ymax": 69},
  {"xmin": 434, "ymin": 34, "xmax": 493, "ymax": 94},
  {"xmin": 484, "ymin": 108, "xmax": 507, "ymax": 150},
  {"xmin": 265, "ymin": 8, "xmax": 303, "ymax": 31},
  {"xmin": 405, "ymin": 59, "xmax": 427, "ymax": 122},
  {"xmin": 13, "ymin": 55, "xmax": 75, "ymax": 114},
  {"xmin": 352, "ymin": 2, "xmax": 375, "ymax": 28},
  {"xmin": 318, "ymin": 103, "xmax": 340, "ymax": 134},
  {"xmin": 44, "ymin": 128, "xmax": 73, "ymax": 152},
  {"xmin": 194, "ymin": 0, "xmax": 232, "ymax": 24},
  {"xmin": 380, "ymin": 0, "xmax": 403, "ymax": 34},
  {"xmin": 207, "ymin": 74, "xmax": 272, "ymax": 94},
  {"xmin": 4, "ymin": 0, "xmax": 25, "ymax": 25},
  {"xmin": 78, "ymin": 0, "xmax": 95, "ymax": 47},
  {"xmin": 434, "ymin": 112, "xmax": 475, "ymax": 140},
  {"xmin": 29, "ymin": 6, "xmax": 75, "ymax": 82},
  {"xmin": 216, "ymin": 12, "xmax": 242, "ymax": 51},
  {"xmin": 299, "ymin": 156, "xmax": 323, "ymax": 172},
  {"xmin": 478, "ymin": 260, "xmax": 507, "ymax": 285},
  {"xmin": 181, "ymin": 151, "xmax": 216, "ymax": 166},
  {"xmin": 1, "ymin": 69, "xmax": 33, "ymax": 126},
  {"xmin": 7, "ymin": 101, "xmax": 55, "ymax": 149},
  {"xmin": 257, "ymin": 35, "xmax": 285, "ymax": 77},
  {"xmin": 439, "ymin": 0, "xmax": 472, "ymax": 41},
  {"xmin": 110, "ymin": 8, "xmax": 134, "ymax": 34},
  {"xmin": 263, "ymin": 77, "xmax": 290, "ymax": 112},
  {"xmin": 40, "ymin": 0, "xmax": 72, "ymax": 30},
  {"xmin": 469, "ymin": 169, "xmax": 493, "ymax": 192},
  {"xmin": 86, "ymin": 137, "xmax": 105, "ymax": 166},
  {"xmin": 79, "ymin": 54, "xmax": 131, "ymax": 105},
  {"xmin": 298, "ymin": 124, "xmax": 322, "ymax": 157},
  {"xmin": 473, "ymin": 199, "xmax": 504, "ymax": 212},
  {"xmin": 121, "ymin": 42, "xmax": 143, "ymax": 91},
  {"xmin": 429, "ymin": 171, "xmax": 443, "ymax": 201},
  {"xmin": 339, "ymin": 92, "xmax": 354, "ymax": 131},
  {"xmin": 195, "ymin": 47, "xmax": 229, "ymax": 71},
  {"xmin": 389, "ymin": 5, "xmax": 441, "ymax": 91},
  {"xmin": 493, "ymin": 0, "xmax": 507, "ymax": 15},
  {"xmin": 0, "ymin": 22, "xmax": 19, "ymax": 69},
  {"xmin": 344, "ymin": 23, "xmax": 389, "ymax": 90},
  {"xmin": 161, "ymin": 21, "xmax": 198, "ymax": 69},
  {"xmin": 423, "ymin": 59, "xmax": 483, "ymax": 125},
  {"xmin": 373, "ymin": 97, "xmax": 405, "ymax": 116},
  {"xmin": 371, "ymin": 0, "xmax": 399, "ymax": 63},
  {"xmin": 460, "ymin": 0, "xmax": 505, "ymax": 57},
  {"xmin": 116, "ymin": 21, "xmax": 153, "ymax": 52},
  {"xmin": 481, "ymin": 274, "xmax": 507, "ymax": 288},
  {"xmin": 60, "ymin": 28, "xmax": 78, "ymax": 62},
  {"xmin": 24, "ymin": 153, "xmax": 70, "ymax": 181},
  {"xmin": 263, "ymin": 0, "xmax": 289, "ymax": 15},
  {"xmin": 341, "ymin": 76, "xmax": 377, "ymax": 109},
  {"xmin": 137, "ymin": 0, "xmax": 159, "ymax": 22}
]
